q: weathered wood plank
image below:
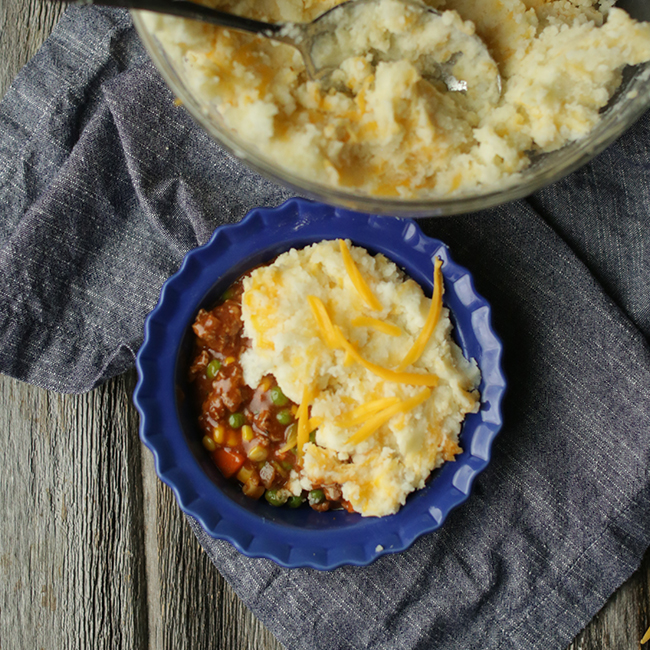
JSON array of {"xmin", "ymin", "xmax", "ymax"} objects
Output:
[
  {"xmin": 141, "ymin": 447, "xmax": 284, "ymax": 650},
  {"xmin": 567, "ymin": 551, "xmax": 650, "ymax": 650},
  {"xmin": 0, "ymin": 365, "xmax": 283, "ymax": 650},
  {"xmin": 0, "ymin": 0, "xmax": 68, "ymax": 99},
  {"xmin": 0, "ymin": 372, "xmax": 149, "ymax": 650}
]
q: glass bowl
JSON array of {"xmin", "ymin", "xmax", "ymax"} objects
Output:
[
  {"xmin": 133, "ymin": 198, "xmax": 507, "ymax": 569},
  {"xmin": 131, "ymin": 3, "xmax": 650, "ymax": 217}
]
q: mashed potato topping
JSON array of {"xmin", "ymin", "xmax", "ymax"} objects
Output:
[
  {"xmin": 239, "ymin": 240, "xmax": 480, "ymax": 516},
  {"xmin": 143, "ymin": 0, "xmax": 650, "ymax": 198}
]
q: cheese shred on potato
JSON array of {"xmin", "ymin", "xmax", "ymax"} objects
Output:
[{"xmin": 240, "ymin": 240, "xmax": 480, "ymax": 517}]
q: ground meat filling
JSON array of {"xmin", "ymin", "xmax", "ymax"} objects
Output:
[{"xmin": 188, "ymin": 278, "xmax": 346, "ymax": 511}]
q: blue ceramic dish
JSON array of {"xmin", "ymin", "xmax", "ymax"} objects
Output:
[{"xmin": 134, "ymin": 198, "xmax": 506, "ymax": 570}]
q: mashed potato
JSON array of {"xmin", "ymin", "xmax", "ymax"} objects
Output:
[
  {"xmin": 142, "ymin": 0, "xmax": 650, "ymax": 198},
  {"xmin": 239, "ymin": 240, "xmax": 480, "ymax": 516}
]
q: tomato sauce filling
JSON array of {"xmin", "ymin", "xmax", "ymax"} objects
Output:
[{"xmin": 188, "ymin": 277, "xmax": 348, "ymax": 512}]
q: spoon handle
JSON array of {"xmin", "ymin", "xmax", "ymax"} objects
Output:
[{"xmin": 65, "ymin": 0, "xmax": 284, "ymax": 36}]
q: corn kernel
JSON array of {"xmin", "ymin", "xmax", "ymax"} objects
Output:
[
  {"xmin": 236, "ymin": 465, "xmax": 255, "ymax": 484},
  {"xmin": 242, "ymin": 483, "xmax": 265, "ymax": 499},
  {"xmin": 260, "ymin": 377, "xmax": 273, "ymax": 392},
  {"xmin": 227, "ymin": 430, "xmax": 240, "ymax": 447},
  {"xmin": 247, "ymin": 445, "xmax": 268, "ymax": 462},
  {"xmin": 224, "ymin": 356, "xmax": 236, "ymax": 366},
  {"xmin": 202, "ymin": 435, "xmax": 216, "ymax": 452},
  {"xmin": 212, "ymin": 424, "xmax": 225, "ymax": 444},
  {"xmin": 241, "ymin": 425, "xmax": 254, "ymax": 442},
  {"xmin": 291, "ymin": 404, "xmax": 299, "ymax": 416}
]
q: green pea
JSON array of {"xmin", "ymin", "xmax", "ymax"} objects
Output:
[
  {"xmin": 276, "ymin": 409, "xmax": 293, "ymax": 426},
  {"xmin": 309, "ymin": 430, "xmax": 316, "ymax": 444},
  {"xmin": 228, "ymin": 412, "xmax": 245, "ymax": 429},
  {"xmin": 265, "ymin": 489, "xmax": 288, "ymax": 507},
  {"xmin": 221, "ymin": 287, "xmax": 234, "ymax": 302},
  {"xmin": 206, "ymin": 359, "xmax": 222, "ymax": 379},
  {"xmin": 269, "ymin": 385, "xmax": 289, "ymax": 407},
  {"xmin": 287, "ymin": 495, "xmax": 305, "ymax": 509},
  {"xmin": 308, "ymin": 489, "xmax": 325, "ymax": 505}
]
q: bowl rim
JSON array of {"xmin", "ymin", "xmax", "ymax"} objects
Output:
[
  {"xmin": 133, "ymin": 198, "xmax": 507, "ymax": 569},
  {"xmin": 131, "ymin": 10, "xmax": 650, "ymax": 217}
]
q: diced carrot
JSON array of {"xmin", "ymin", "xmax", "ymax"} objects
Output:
[{"xmin": 212, "ymin": 448, "xmax": 245, "ymax": 479}]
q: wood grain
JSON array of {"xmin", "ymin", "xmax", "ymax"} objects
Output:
[
  {"xmin": 141, "ymin": 443, "xmax": 283, "ymax": 650},
  {"xmin": 0, "ymin": 371, "xmax": 284, "ymax": 650},
  {"xmin": 0, "ymin": 0, "xmax": 68, "ymax": 98},
  {"xmin": 0, "ymin": 1, "xmax": 649, "ymax": 649},
  {"xmin": 0, "ymin": 372, "xmax": 148, "ymax": 649},
  {"xmin": 567, "ymin": 553, "xmax": 650, "ymax": 650}
]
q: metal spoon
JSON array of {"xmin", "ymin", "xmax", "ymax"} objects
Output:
[{"xmin": 63, "ymin": 0, "xmax": 500, "ymax": 102}]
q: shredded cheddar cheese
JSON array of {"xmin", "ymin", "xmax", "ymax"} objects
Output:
[
  {"xmin": 308, "ymin": 294, "xmax": 437, "ymax": 385},
  {"xmin": 336, "ymin": 397, "xmax": 402, "ymax": 427},
  {"xmin": 333, "ymin": 325, "xmax": 439, "ymax": 387},
  {"xmin": 397, "ymin": 257, "xmax": 444, "ymax": 371},
  {"xmin": 346, "ymin": 388, "xmax": 432, "ymax": 446},
  {"xmin": 351, "ymin": 315, "xmax": 402, "ymax": 337},
  {"xmin": 296, "ymin": 385, "xmax": 314, "ymax": 458},
  {"xmin": 308, "ymin": 295, "xmax": 338, "ymax": 348},
  {"xmin": 339, "ymin": 239, "xmax": 383, "ymax": 311}
]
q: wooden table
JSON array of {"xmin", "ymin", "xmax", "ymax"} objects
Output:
[{"xmin": 1, "ymin": 2, "xmax": 649, "ymax": 648}]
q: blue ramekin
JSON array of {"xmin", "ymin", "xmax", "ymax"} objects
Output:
[{"xmin": 133, "ymin": 198, "xmax": 506, "ymax": 570}]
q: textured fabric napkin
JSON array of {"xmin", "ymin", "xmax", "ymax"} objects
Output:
[{"xmin": 2, "ymin": 7, "xmax": 650, "ymax": 649}]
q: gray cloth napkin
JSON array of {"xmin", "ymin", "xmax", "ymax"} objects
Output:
[{"xmin": 2, "ymin": 7, "xmax": 650, "ymax": 650}]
